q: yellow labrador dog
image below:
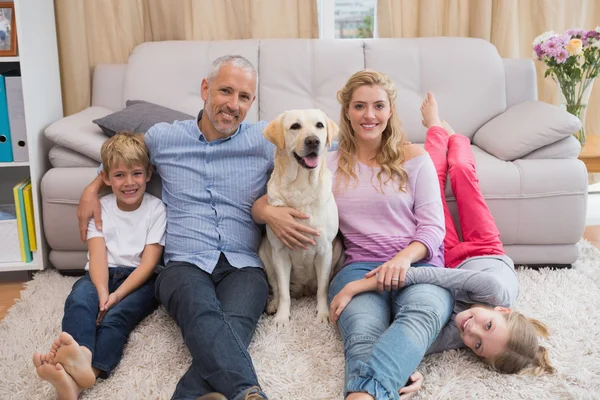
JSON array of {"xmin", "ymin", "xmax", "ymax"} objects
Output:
[{"xmin": 259, "ymin": 109, "xmax": 341, "ymax": 325}]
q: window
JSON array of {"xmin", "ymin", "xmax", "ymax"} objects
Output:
[{"xmin": 318, "ymin": 0, "xmax": 377, "ymax": 39}]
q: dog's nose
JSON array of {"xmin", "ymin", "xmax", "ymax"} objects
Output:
[{"xmin": 304, "ymin": 136, "xmax": 320, "ymax": 150}]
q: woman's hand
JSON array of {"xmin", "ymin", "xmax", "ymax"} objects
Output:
[
  {"xmin": 329, "ymin": 286, "xmax": 355, "ymax": 325},
  {"xmin": 364, "ymin": 254, "xmax": 411, "ymax": 292},
  {"xmin": 399, "ymin": 371, "xmax": 424, "ymax": 399}
]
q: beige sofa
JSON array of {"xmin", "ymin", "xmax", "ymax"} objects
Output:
[{"xmin": 41, "ymin": 38, "xmax": 588, "ymax": 270}]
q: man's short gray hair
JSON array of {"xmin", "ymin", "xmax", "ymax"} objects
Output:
[{"xmin": 207, "ymin": 55, "xmax": 257, "ymax": 83}]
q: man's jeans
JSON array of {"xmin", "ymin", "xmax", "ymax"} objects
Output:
[
  {"xmin": 62, "ymin": 267, "xmax": 158, "ymax": 378},
  {"xmin": 155, "ymin": 254, "xmax": 269, "ymax": 400},
  {"xmin": 329, "ymin": 262, "xmax": 453, "ymax": 400}
]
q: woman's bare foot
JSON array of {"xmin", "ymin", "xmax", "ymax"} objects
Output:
[
  {"xmin": 33, "ymin": 352, "xmax": 82, "ymax": 400},
  {"xmin": 440, "ymin": 120, "xmax": 456, "ymax": 135},
  {"xmin": 346, "ymin": 393, "xmax": 375, "ymax": 400},
  {"xmin": 420, "ymin": 92, "xmax": 442, "ymax": 129},
  {"xmin": 50, "ymin": 332, "xmax": 96, "ymax": 389}
]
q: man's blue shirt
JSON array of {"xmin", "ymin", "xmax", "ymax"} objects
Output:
[{"xmin": 145, "ymin": 111, "xmax": 274, "ymax": 273}]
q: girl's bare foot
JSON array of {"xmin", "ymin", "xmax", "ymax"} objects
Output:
[
  {"xmin": 440, "ymin": 120, "xmax": 456, "ymax": 135},
  {"xmin": 33, "ymin": 352, "xmax": 82, "ymax": 400},
  {"xmin": 420, "ymin": 92, "xmax": 442, "ymax": 129},
  {"xmin": 50, "ymin": 332, "xmax": 96, "ymax": 388}
]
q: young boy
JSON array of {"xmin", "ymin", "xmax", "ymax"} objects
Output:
[{"xmin": 33, "ymin": 131, "xmax": 167, "ymax": 399}]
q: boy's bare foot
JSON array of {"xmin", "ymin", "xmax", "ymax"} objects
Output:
[
  {"xmin": 33, "ymin": 352, "xmax": 82, "ymax": 400},
  {"xmin": 50, "ymin": 332, "xmax": 96, "ymax": 389},
  {"xmin": 420, "ymin": 92, "xmax": 442, "ymax": 129},
  {"xmin": 440, "ymin": 120, "xmax": 456, "ymax": 135}
]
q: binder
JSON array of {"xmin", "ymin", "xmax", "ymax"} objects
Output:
[
  {"xmin": 0, "ymin": 75, "xmax": 12, "ymax": 162},
  {"xmin": 13, "ymin": 177, "xmax": 32, "ymax": 262},
  {"xmin": 23, "ymin": 181, "xmax": 37, "ymax": 251},
  {"xmin": 6, "ymin": 77, "xmax": 27, "ymax": 162}
]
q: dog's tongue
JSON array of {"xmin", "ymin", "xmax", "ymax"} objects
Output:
[{"xmin": 303, "ymin": 155, "xmax": 319, "ymax": 168}]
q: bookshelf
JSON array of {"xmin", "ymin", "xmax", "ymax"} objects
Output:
[{"xmin": 0, "ymin": 0, "xmax": 63, "ymax": 272}]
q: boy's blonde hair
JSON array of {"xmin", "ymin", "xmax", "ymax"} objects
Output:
[
  {"xmin": 336, "ymin": 69, "xmax": 409, "ymax": 193},
  {"xmin": 101, "ymin": 131, "xmax": 149, "ymax": 175},
  {"xmin": 487, "ymin": 311, "xmax": 555, "ymax": 375}
]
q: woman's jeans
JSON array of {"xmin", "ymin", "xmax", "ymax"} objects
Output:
[
  {"xmin": 329, "ymin": 262, "xmax": 453, "ymax": 400},
  {"xmin": 62, "ymin": 267, "xmax": 158, "ymax": 378}
]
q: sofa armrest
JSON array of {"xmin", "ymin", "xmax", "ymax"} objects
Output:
[
  {"xmin": 521, "ymin": 135, "xmax": 581, "ymax": 160},
  {"xmin": 44, "ymin": 106, "xmax": 114, "ymax": 162},
  {"xmin": 472, "ymin": 101, "xmax": 581, "ymax": 161}
]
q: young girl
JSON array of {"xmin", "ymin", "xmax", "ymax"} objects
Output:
[{"xmin": 330, "ymin": 93, "xmax": 554, "ymax": 381}]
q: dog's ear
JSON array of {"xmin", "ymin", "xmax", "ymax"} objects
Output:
[
  {"xmin": 326, "ymin": 117, "xmax": 339, "ymax": 148},
  {"xmin": 263, "ymin": 113, "xmax": 285, "ymax": 150}
]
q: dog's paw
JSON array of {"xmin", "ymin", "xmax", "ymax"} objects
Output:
[
  {"xmin": 266, "ymin": 300, "xmax": 278, "ymax": 315},
  {"xmin": 317, "ymin": 309, "xmax": 330, "ymax": 324},
  {"xmin": 272, "ymin": 311, "xmax": 290, "ymax": 326}
]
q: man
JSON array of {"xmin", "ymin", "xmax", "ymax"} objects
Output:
[{"xmin": 77, "ymin": 55, "xmax": 318, "ymax": 400}]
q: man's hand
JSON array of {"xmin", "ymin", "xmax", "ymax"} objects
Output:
[
  {"xmin": 365, "ymin": 254, "xmax": 411, "ymax": 292},
  {"xmin": 265, "ymin": 205, "xmax": 320, "ymax": 250},
  {"xmin": 399, "ymin": 372, "xmax": 424, "ymax": 399},
  {"xmin": 78, "ymin": 186, "xmax": 102, "ymax": 243}
]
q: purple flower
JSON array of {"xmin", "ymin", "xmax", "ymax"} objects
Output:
[
  {"xmin": 566, "ymin": 28, "xmax": 586, "ymax": 38},
  {"xmin": 541, "ymin": 37, "xmax": 563, "ymax": 57},
  {"xmin": 555, "ymin": 49, "xmax": 569, "ymax": 63},
  {"xmin": 586, "ymin": 30, "xmax": 599, "ymax": 40},
  {"xmin": 534, "ymin": 43, "xmax": 543, "ymax": 58}
]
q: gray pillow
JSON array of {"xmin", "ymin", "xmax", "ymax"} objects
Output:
[{"xmin": 93, "ymin": 100, "xmax": 194, "ymax": 137}]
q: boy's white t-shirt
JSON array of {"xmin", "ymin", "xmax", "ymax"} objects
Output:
[{"xmin": 85, "ymin": 193, "xmax": 167, "ymax": 270}]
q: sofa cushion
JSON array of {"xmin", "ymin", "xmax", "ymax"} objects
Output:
[
  {"xmin": 44, "ymin": 106, "xmax": 113, "ymax": 162},
  {"xmin": 93, "ymin": 100, "xmax": 194, "ymax": 137},
  {"xmin": 473, "ymin": 101, "xmax": 582, "ymax": 161}
]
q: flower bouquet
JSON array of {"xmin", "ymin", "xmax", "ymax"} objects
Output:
[{"xmin": 533, "ymin": 28, "xmax": 600, "ymax": 145}]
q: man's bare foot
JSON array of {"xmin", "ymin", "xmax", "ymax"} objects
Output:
[
  {"xmin": 33, "ymin": 352, "xmax": 82, "ymax": 400},
  {"xmin": 440, "ymin": 120, "xmax": 456, "ymax": 135},
  {"xmin": 50, "ymin": 332, "xmax": 96, "ymax": 388},
  {"xmin": 420, "ymin": 92, "xmax": 442, "ymax": 129}
]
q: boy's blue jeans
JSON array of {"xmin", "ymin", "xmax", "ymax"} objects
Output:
[
  {"xmin": 329, "ymin": 262, "xmax": 453, "ymax": 400},
  {"xmin": 62, "ymin": 267, "xmax": 158, "ymax": 378},
  {"xmin": 155, "ymin": 254, "xmax": 269, "ymax": 400}
]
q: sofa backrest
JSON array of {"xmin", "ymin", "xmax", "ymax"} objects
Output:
[
  {"xmin": 122, "ymin": 40, "xmax": 261, "ymax": 121},
  {"xmin": 101, "ymin": 37, "xmax": 522, "ymax": 143}
]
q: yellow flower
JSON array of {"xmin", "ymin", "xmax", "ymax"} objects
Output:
[{"xmin": 566, "ymin": 38, "xmax": 583, "ymax": 55}]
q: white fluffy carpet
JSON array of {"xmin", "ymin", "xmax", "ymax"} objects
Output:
[{"xmin": 1, "ymin": 241, "xmax": 600, "ymax": 400}]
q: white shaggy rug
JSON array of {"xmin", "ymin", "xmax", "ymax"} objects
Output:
[{"xmin": 1, "ymin": 241, "xmax": 600, "ymax": 400}]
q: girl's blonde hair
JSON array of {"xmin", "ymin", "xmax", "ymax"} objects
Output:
[
  {"xmin": 487, "ymin": 312, "xmax": 555, "ymax": 376},
  {"xmin": 336, "ymin": 69, "xmax": 408, "ymax": 192}
]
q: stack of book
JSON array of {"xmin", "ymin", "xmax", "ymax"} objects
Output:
[
  {"xmin": 0, "ymin": 177, "xmax": 36, "ymax": 263},
  {"xmin": 0, "ymin": 73, "xmax": 27, "ymax": 163}
]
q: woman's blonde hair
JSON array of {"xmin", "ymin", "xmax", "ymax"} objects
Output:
[
  {"xmin": 487, "ymin": 312, "xmax": 555, "ymax": 376},
  {"xmin": 336, "ymin": 69, "xmax": 408, "ymax": 192}
]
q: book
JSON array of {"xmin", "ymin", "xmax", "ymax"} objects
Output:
[
  {"xmin": 13, "ymin": 177, "xmax": 32, "ymax": 262},
  {"xmin": 22, "ymin": 181, "xmax": 37, "ymax": 251}
]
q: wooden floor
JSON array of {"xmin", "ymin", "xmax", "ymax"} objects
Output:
[{"xmin": 1, "ymin": 226, "xmax": 600, "ymax": 322}]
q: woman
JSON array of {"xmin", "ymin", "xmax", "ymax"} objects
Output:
[
  {"xmin": 330, "ymin": 93, "xmax": 554, "ymax": 394},
  {"xmin": 326, "ymin": 70, "xmax": 453, "ymax": 400}
]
